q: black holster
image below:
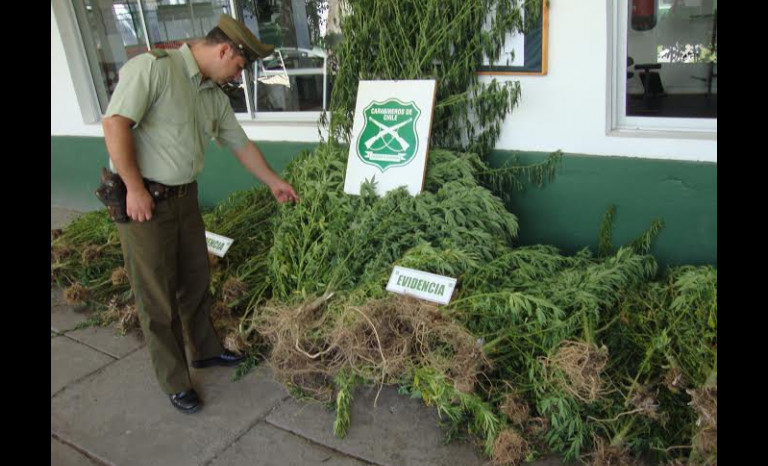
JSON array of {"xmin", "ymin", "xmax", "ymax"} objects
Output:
[
  {"xmin": 95, "ymin": 169, "xmax": 192, "ymax": 223},
  {"xmin": 94, "ymin": 167, "xmax": 129, "ymax": 223}
]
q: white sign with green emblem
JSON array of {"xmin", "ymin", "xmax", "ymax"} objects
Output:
[{"xmin": 344, "ymin": 80, "xmax": 437, "ymax": 196}]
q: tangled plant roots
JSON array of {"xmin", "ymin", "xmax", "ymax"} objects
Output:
[
  {"xmin": 270, "ymin": 349, "xmax": 337, "ymax": 401},
  {"xmin": 208, "ymin": 253, "xmax": 220, "ymax": 268},
  {"xmin": 224, "ymin": 329, "xmax": 248, "ymax": 354},
  {"xmin": 543, "ymin": 340, "xmax": 609, "ymax": 402},
  {"xmin": 689, "ymin": 382, "xmax": 717, "ymax": 460},
  {"xmin": 81, "ymin": 245, "xmax": 101, "ymax": 264},
  {"xmin": 211, "ymin": 301, "xmax": 231, "ymax": 321},
  {"xmin": 257, "ymin": 294, "xmax": 488, "ymax": 402},
  {"xmin": 664, "ymin": 366, "xmax": 687, "ymax": 393},
  {"xmin": 500, "ymin": 393, "xmax": 530, "ymax": 426},
  {"xmin": 257, "ymin": 292, "xmax": 340, "ymax": 402},
  {"xmin": 523, "ymin": 416, "xmax": 549, "ymax": 445},
  {"xmin": 110, "ymin": 267, "xmax": 128, "ymax": 286},
  {"xmin": 629, "ymin": 384, "xmax": 661, "ymax": 420},
  {"xmin": 104, "ymin": 298, "xmax": 122, "ymax": 323},
  {"xmin": 590, "ymin": 437, "xmax": 637, "ymax": 466},
  {"xmin": 688, "ymin": 384, "xmax": 717, "ymax": 430},
  {"xmin": 64, "ymin": 283, "xmax": 88, "ymax": 304},
  {"xmin": 51, "ymin": 245, "xmax": 73, "ymax": 262},
  {"xmin": 209, "ymin": 300, "xmax": 244, "ymax": 352},
  {"xmin": 491, "ymin": 428, "xmax": 528, "ymax": 466},
  {"xmin": 221, "ymin": 277, "xmax": 248, "ymax": 304},
  {"xmin": 104, "ymin": 299, "xmax": 140, "ymax": 335},
  {"xmin": 692, "ymin": 427, "xmax": 717, "ymax": 458},
  {"xmin": 117, "ymin": 304, "xmax": 139, "ymax": 334},
  {"xmin": 332, "ymin": 295, "xmax": 488, "ymax": 391}
]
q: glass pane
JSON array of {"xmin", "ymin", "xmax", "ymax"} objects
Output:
[
  {"xmin": 258, "ymin": 48, "xmax": 326, "ymax": 111},
  {"xmin": 626, "ymin": 0, "xmax": 717, "ymax": 119},
  {"xmin": 238, "ymin": 0, "xmax": 331, "ymax": 112},
  {"xmin": 142, "ymin": 0, "xmax": 231, "ymax": 48},
  {"xmin": 141, "ymin": 1, "xmax": 248, "ymax": 111},
  {"xmin": 73, "ymin": 0, "xmax": 147, "ymax": 109}
]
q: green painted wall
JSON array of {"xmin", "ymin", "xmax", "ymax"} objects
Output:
[
  {"xmin": 50, "ymin": 136, "xmax": 316, "ymax": 210},
  {"xmin": 51, "ymin": 137, "xmax": 108, "ymax": 211},
  {"xmin": 487, "ymin": 151, "xmax": 717, "ymax": 267},
  {"xmin": 52, "ymin": 137, "xmax": 716, "ymax": 267}
]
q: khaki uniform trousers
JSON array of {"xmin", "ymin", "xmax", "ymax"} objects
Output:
[{"xmin": 117, "ymin": 182, "xmax": 223, "ymax": 394}]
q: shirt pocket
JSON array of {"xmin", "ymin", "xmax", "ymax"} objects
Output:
[
  {"xmin": 206, "ymin": 118, "xmax": 219, "ymax": 138},
  {"xmin": 206, "ymin": 118, "xmax": 226, "ymax": 147}
]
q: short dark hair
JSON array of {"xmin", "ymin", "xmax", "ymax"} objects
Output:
[{"xmin": 205, "ymin": 26, "xmax": 247, "ymax": 61}]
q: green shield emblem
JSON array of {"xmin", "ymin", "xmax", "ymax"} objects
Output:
[{"xmin": 356, "ymin": 99, "xmax": 421, "ymax": 172}]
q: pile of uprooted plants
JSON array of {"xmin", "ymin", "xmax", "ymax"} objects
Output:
[{"xmin": 51, "ymin": 143, "xmax": 716, "ymax": 466}]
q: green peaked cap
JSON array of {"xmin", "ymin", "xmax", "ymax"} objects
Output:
[{"xmin": 218, "ymin": 14, "xmax": 275, "ymax": 63}]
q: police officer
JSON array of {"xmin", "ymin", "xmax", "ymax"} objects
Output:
[{"xmin": 102, "ymin": 14, "xmax": 299, "ymax": 414}]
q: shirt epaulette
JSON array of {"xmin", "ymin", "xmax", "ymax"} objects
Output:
[{"xmin": 147, "ymin": 49, "xmax": 169, "ymax": 59}]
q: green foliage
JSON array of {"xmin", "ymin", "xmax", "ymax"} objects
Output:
[
  {"xmin": 608, "ymin": 265, "xmax": 717, "ymax": 388},
  {"xmin": 479, "ymin": 150, "xmax": 563, "ymax": 203},
  {"xmin": 202, "ymin": 186, "xmax": 278, "ymax": 309},
  {"xmin": 333, "ymin": 369, "xmax": 360, "ymax": 438},
  {"xmin": 597, "ymin": 204, "xmax": 664, "ymax": 258},
  {"xmin": 537, "ymin": 395, "xmax": 588, "ymax": 460},
  {"xmin": 231, "ymin": 347, "xmax": 270, "ymax": 382},
  {"xmin": 262, "ymin": 143, "xmax": 519, "ymax": 303},
  {"xmin": 598, "ymin": 205, "xmax": 616, "ymax": 258},
  {"xmin": 628, "ymin": 218, "xmax": 665, "ymax": 255},
  {"xmin": 51, "ymin": 144, "xmax": 715, "ymax": 466},
  {"xmin": 592, "ymin": 265, "xmax": 717, "ymax": 463},
  {"xmin": 408, "ymin": 367, "xmax": 502, "ymax": 456},
  {"xmin": 326, "ymin": 0, "xmax": 543, "ymax": 160},
  {"xmin": 51, "ymin": 210, "xmax": 127, "ymax": 303},
  {"xmin": 202, "ymin": 186, "xmax": 277, "ymax": 267}
]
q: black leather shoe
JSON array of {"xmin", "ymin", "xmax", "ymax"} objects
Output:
[
  {"xmin": 192, "ymin": 350, "xmax": 245, "ymax": 369},
  {"xmin": 169, "ymin": 389, "xmax": 201, "ymax": 414}
]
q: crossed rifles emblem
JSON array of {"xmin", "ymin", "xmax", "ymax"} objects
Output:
[{"xmin": 364, "ymin": 117, "xmax": 414, "ymax": 154}]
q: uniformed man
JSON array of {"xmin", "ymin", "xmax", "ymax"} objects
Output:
[{"xmin": 102, "ymin": 14, "xmax": 299, "ymax": 414}]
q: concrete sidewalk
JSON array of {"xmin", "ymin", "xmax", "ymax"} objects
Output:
[{"xmin": 51, "ymin": 207, "xmax": 569, "ymax": 466}]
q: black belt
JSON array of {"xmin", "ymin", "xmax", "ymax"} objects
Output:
[{"xmin": 143, "ymin": 179, "xmax": 195, "ymax": 201}]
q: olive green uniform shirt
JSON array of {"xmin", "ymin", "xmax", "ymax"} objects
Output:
[{"xmin": 105, "ymin": 44, "xmax": 250, "ymax": 186}]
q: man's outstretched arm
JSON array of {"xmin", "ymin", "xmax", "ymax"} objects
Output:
[{"xmin": 232, "ymin": 141, "xmax": 299, "ymax": 204}]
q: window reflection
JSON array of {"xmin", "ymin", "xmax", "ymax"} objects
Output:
[{"xmin": 627, "ymin": 0, "xmax": 717, "ymax": 118}]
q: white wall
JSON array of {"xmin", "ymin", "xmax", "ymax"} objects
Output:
[{"xmin": 52, "ymin": 1, "xmax": 716, "ymax": 162}]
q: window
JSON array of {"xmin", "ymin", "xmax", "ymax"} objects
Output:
[
  {"xmin": 234, "ymin": 0, "xmax": 332, "ymax": 114},
  {"xmin": 68, "ymin": 0, "xmax": 333, "ymax": 119},
  {"xmin": 70, "ymin": 0, "xmax": 149, "ymax": 111},
  {"xmin": 609, "ymin": 0, "xmax": 717, "ymax": 136}
]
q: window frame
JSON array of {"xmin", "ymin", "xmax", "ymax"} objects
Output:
[
  {"xmin": 53, "ymin": 0, "xmax": 103, "ymax": 124},
  {"xmin": 606, "ymin": 0, "xmax": 716, "ymax": 140},
  {"xmin": 57, "ymin": 0, "xmax": 328, "ymax": 125}
]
